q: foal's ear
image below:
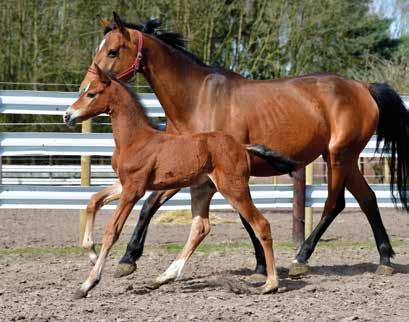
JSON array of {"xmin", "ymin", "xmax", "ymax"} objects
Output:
[
  {"xmin": 95, "ymin": 65, "xmax": 111, "ymax": 86},
  {"xmin": 113, "ymin": 12, "xmax": 130, "ymax": 40},
  {"xmin": 97, "ymin": 15, "xmax": 111, "ymax": 28}
]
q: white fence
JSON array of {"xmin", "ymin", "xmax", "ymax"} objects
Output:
[{"xmin": 0, "ymin": 90, "xmax": 408, "ymax": 210}]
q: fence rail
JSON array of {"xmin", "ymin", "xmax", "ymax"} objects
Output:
[
  {"xmin": 0, "ymin": 90, "xmax": 164, "ymax": 116},
  {"xmin": 0, "ymin": 184, "xmax": 399, "ymax": 209},
  {"xmin": 0, "ymin": 90, "xmax": 408, "ymax": 211},
  {"xmin": 0, "ymin": 132, "xmax": 385, "ymax": 157}
]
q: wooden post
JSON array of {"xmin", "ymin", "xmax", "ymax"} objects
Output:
[
  {"xmin": 305, "ymin": 163, "xmax": 314, "ymax": 238},
  {"xmin": 384, "ymin": 158, "xmax": 390, "ymax": 184},
  {"xmin": 359, "ymin": 157, "xmax": 365, "ymax": 175},
  {"xmin": 79, "ymin": 119, "xmax": 92, "ymax": 244},
  {"xmin": 292, "ymin": 168, "xmax": 305, "ymax": 247}
]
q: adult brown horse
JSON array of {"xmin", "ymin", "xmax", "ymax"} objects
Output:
[
  {"xmin": 65, "ymin": 65, "xmax": 298, "ymax": 298},
  {"xmin": 81, "ymin": 13, "xmax": 409, "ymax": 279}
]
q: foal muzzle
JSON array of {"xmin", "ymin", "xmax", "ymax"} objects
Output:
[{"xmin": 63, "ymin": 106, "xmax": 80, "ymax": 126}]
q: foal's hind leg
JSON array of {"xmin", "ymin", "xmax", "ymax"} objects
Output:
[
  {"xmin": 345, "ymin": 165, "xmax": 395, "ymax": 275},
  {"xmin": 216, "ymin": 177, "xmax": 278, "ymax": 294},
  {"xmin": 155, "ymin": 182, "xmax": 215, "ymax": 286},
  {"xmin": 228, "ymin": 191, "xmax": 278, "ymax": 293},
  {"xmin": 82, "ymin": 181, "xmax": 122, "ymax": 264}
]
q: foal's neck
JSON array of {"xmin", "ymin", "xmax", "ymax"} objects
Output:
[
  {"xmin": 141, "ymin": 35, "xmax": 211, "ymax": 131},
  {"xmin": 109, "ymin": 87, "xmax": 155, "ymax": 148}
]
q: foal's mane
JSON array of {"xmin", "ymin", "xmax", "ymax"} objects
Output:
[
  {"xmin": 111, "ymin": 76, "xmax": 160, "ymax": 129},
  {"xmin": 104, "ymin": 17, "xmax": 209, "ymax": 67}
]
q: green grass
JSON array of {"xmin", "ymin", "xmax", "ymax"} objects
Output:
[{"xmin": 0, "ymin": 239, "xmax": 407, "ymax": 261}]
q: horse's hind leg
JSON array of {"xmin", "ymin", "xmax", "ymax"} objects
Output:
[
  {"xmin": 83, "ymin": 181, "xmax": 122, "ymax": 264},
  {"xmin": 155, "ymin": 182, "xmax": 215, "ymax": 286},
  {"xmin": 345, "ymin": 164, "xmax": 394, "ymax": 275},
  {"xmin": 290, "ymin": 149, "xmax": 348, "ymax": 277}
]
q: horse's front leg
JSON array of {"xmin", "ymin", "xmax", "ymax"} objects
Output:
[
  {"xmin": 74, "ymin": 185, "xmax": 142, "ymax": 299},
  {"xmin": 82, "ymin": 182, "xmax": 122, "ymax": 264},
  {"xmin": 114, "ymin": 188, "xmax": 180, "ymax": 278}
]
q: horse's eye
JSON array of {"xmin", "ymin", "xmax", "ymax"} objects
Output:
[
  {"xmin": 108, "ymin": 49, "xmax": 118, "ymax": 58},
  {"xmin": 87, "ymin": 92, "xmax": 96, "ymax": 98}
]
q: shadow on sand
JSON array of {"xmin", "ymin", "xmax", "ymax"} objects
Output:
[{"xmin": 124, "ymin": 261, "xmax": 409, "ymax": 296}]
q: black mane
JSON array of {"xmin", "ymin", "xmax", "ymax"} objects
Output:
[{"xmin": 104, "ymin": 17, "xmax": 208, "ymax": 67}]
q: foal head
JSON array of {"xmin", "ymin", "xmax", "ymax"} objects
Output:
[{"xmin": 64, "ymin": 65, "xmax": 115, "ymax": 126}]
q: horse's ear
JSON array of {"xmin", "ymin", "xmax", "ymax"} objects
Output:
[
  {"xmin": 97, "ymin": 15, "xmax": 111, "ymax": 28},
  {"xmin": 95, "ymin": 65, "xmax": 111, "ymax": 85},
  {"xmin": 113, "ymin": 12, "xmax": 130, "ymax": 40}
]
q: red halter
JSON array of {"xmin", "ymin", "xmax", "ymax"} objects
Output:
[{"xmin": 88, "ymin": 30, "xmax": 143, "ymax": 80}]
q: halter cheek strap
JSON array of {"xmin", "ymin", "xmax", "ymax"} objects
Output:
[{"xmin": 88, "ymin": 30, "xmax": 143, "ymax": 80}]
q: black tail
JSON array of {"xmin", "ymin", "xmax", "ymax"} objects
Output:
[
  {"xmin": 246, "ymin": 144, "xmax": 299, "ymax": 174},
  {"xmin": 369, "ymin": 83, "xmax": 409, "ymax": 211}
]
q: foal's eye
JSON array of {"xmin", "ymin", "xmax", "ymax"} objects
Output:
[
  {"xmin": 87, "ymin": 92, "xmax": 96, "ymax": 98},
  {"xmin": 108, "ymin": 49, "xmax": 118, "ymax": 58}
]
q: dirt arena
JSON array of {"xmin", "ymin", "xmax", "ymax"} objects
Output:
[{"xmin": 1, "ymin": 208, "xmax": 409, "ymax": 321}]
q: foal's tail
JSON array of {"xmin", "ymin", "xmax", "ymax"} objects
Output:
[
  {"xmin": 246, "ymin": 144, "xmax": 299, "ymax": 174},
  {"xmin": 369, "ymin": 83, "xmax": 409, "ymax": 211}
]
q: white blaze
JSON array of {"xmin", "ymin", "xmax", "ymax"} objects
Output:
[
  {"xmin": 98, "ymin": 38, "xmax": 106, "ymax": 51},
  {"xmin": 84, "ymin": 82, "xmax": 91, "ymax": 93}
]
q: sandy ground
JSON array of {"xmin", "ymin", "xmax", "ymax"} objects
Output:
[{"xmin": 1, "ymin": 208, "xmax": 409, "ymax": 321}]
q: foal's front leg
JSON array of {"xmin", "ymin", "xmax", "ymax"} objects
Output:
[
  {"xmin": 74, "ymin": 186, "xmax": 141, "ymax": 299},
  {"xmin": 82, "ymin": 182, "xmax": 122, "ymax": 264}
]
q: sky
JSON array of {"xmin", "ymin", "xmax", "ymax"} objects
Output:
[{"xmin": 372, "ymin": 0, "xmax": 409, "ymax": 37}]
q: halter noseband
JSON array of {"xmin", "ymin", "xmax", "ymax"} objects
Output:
[{"xmin": 88, "ymin": 30, "xmax": 143, "ymax": 80}]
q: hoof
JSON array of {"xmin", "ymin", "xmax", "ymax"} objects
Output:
[
  {"xmin": 259, "ymin": 281, "xmax": 279, "ymax": 294},
  {"xmin": 375, "ymin": 265, "xmax": 394, "ymax": 276},
  {"xmin": 247, "ymin": 273, "xmax": 267, "ymax": 283},
  {"xmin": 288, "ymin": 262, "xmax": 309, "ymax": 278},
  {"xmin": 146, "ymin": 278, "xmax": 172, "ymax": 290},
  {"xmin": 73, "ymin": 288, "xmax": 87, "ymax": 300},
  {"xmin": 114, "ymin": 263, "xmax": 136, "ymax": 278},
  {"xmin": 152, "ymin": 275, "xmax": 176, "ymax": 289}
]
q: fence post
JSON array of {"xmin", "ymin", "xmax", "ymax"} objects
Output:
[
  {"xmin": 292, "ymin": 168, "xmax": 305, "ymax": 247},
  {"xmin": 383, "ymin": 158, "xmax": 390, "ymax": 184},
  {"xmin": 305, "ymin": 163, "xmax": 314, "ymax": 238},
  {"xmin": 79, "ymin": 119, "xmax": 92, "ymax": 244}
]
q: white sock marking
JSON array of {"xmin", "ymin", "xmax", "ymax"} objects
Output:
[{"xmin": 156, "ymin": 259, "xmax": 186, "ymax": 283}]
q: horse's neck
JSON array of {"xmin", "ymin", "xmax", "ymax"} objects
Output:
[
  {"xmin": 110, "ymin": 92, "xmax": 154, "ymax": 149},
  {"xmin": 141, "ymin": 36, "xmax": 210, "ymax": 130}
]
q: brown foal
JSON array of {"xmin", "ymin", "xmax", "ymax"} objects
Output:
[
  {"xmin": 64, "ymin": 66, "xmax": 297, "ymax": 298},
  {"xmin": 80, "ymin": 14, "xmax": 409, "ymax": 279}
]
